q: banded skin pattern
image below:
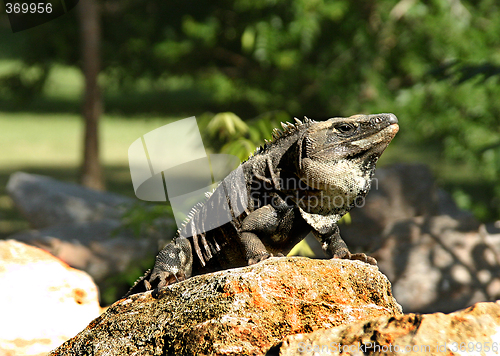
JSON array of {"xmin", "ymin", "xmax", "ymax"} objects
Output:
[{"xmin": 126, "ymin": 113, "xmax": 399, "ymax": 296}]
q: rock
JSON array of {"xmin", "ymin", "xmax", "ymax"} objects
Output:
[
  {"xmin": 340, "ymin": 164, "xmax": 440, "ymax": 250},
  {"xmin": 340, "ymin": 164, "xmax": 479, "ymax": 251},
  {"xmin": 279, "ymin": 300, "xmax": 500, "ymax": 356},
  {"xmin": 9, "ymin": 219, "xmax": 162, "ymax": 288},
  {"xmin": 485, "ymin": 221, "xmax": 500, "ymax": 247},
  {"xmin": 0, "ymin": 240, "xmax": 101, "ymax": 356},
  {"xmin": 373, "ymin": 215, "xmax": 500, "ymax": 313},
  {"xmin": 436, "ymin": 188, "xmax": 479, "ymax": 224},
  {"xmin": 48, "ymin": 257, "xmax": 402, "ymax": 356},
  {"xmin": 6, "ymin": 172, "xmax": 176, "ymax": 301},
  {"xmin": 6, "ymin": 172, "xmax": 134, "ymax": 228}
]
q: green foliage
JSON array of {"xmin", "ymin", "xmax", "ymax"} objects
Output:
[
  {"xmin": 200, "ymin": 110, "xmax": 291, "ymax": 161},
  {"xmin": 206, "ymin": 112, "xmax": 249, "ymax": 151},
  {"xmin": 109, "ymin": 202, "xmax": 177, "ymax": 303},
  {"xmin": 0, "ymin": 64, "xmax": 50, "ymax": 101},
  {"xmin": 100, "ymin": 253, "xmax": 156, "ymax": 305},
  {"xmin": 119, "ymin": 202, "xmax": 175, "ymax": 239}
]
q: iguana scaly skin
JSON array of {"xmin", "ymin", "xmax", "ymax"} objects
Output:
[{"xmin": 125, "ymin": 113, "xmax": 399, "ymax": 296}]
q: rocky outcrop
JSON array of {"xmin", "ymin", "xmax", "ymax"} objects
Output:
[
  {"xmin": 279, "ymin": 301, "xmax": 500, "ymax": 356},
  {"xmin": 0, "ymin": 240, "xmax": 101, "ymax": 356},
  {"xmin": 6, "ymin": 172, "xmax": 133, "ymax": 228},
  {"xmin": 49, "ymin": 257, "xmax": 402, "ymax": 356}
]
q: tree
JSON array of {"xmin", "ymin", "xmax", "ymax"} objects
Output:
[{"xmin": 77, "ymin": 0, "xmax": 104, "ymax": 190}]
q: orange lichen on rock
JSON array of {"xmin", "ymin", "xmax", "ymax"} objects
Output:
[{"xmin": 49, "ymin": 257, "xmax": 401, "ymax": 356}]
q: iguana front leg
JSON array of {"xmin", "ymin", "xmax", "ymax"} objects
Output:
[
  {"xmin": 124, "ymin": 237, "xmax": 193, "ymax": 297},
  {"xmin": 240, "ymin": 204, "xmax": 285, "ymax": 264},
  {"xmin": 312, "ymin": 226, "xmax": 377, "ymax": 265},
  {"xmin": 146, "ymin": 237, "xmax": 194, "ymax": 290}
]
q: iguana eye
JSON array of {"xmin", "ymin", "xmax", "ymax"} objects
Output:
[{"xmin": 336, "ymin": 123, "xmax": 355, "ymax": 134}]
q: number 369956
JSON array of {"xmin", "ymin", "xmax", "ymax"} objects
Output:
[{"xmin": 5, "ymin": 3, "xmax": 53, "ymax": 14}]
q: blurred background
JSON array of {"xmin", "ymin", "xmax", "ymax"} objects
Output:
[{"xmin": 0, "ymin": 0, "xmax": 499, "ymax": 306}]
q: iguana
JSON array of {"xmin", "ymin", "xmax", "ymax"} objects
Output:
[{"xmin": 125, "ymin": 113, "xmax": 399, "ymax": 296}]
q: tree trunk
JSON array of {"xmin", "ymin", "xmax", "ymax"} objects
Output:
[{"xmin": 78, "ymin": 0, "xmax": 105, "ymax": 191}]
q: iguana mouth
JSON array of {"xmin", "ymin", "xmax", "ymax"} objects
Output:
[
  {"xmin": 348, "ymin": 122, "xmax": 399, "ymax": 157},
  {"xmin": 310, "ymin": 121, "xmax": 399, "ymax": 161},
  {"xmin": 351, "ymin": 122, "xmax": 399, "ymax": 149}
]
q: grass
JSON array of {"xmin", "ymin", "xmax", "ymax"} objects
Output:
[
  {"xmin": 0, "ymin": 113, "xmax": 182, "ymax": 168},
  {"xmin": 0, "ymin": 113, "xmax": 182, "ymax": 238}
]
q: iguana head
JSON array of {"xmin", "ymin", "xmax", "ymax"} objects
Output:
[{"xmin": 296, "ymin": 113, "xmax": 399, "ymax": 214}]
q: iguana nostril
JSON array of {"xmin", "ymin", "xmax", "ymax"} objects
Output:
[
  {"xmin": 370, "ymin": 114, "xmax": 398, "ymax": 125},
  {"xmin": 387, "ymin": 114, "xmax": 398, "ymax": 124}
]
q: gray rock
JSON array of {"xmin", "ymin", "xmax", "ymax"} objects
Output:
[
  {"xmin": 436, "ymin": 188, "xmax": 479, "ymax": 225},
  {"xmin": 373, "ymin": 215, "xmax": 500, "ymax": 313},
  {"xmin": 7, "ymin": 172, "xmax": 134, "ymax": 228},
  {"xmin": 340, "ymin": 164, "xmax": 443, "ymax": 250},
  {"xmin": 10, "ymin": 219, "xmax": 161, "ymax": 284},
  {"xmin": 341, "ymin": 164, "xmax": 480, "ymax": 251}
]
